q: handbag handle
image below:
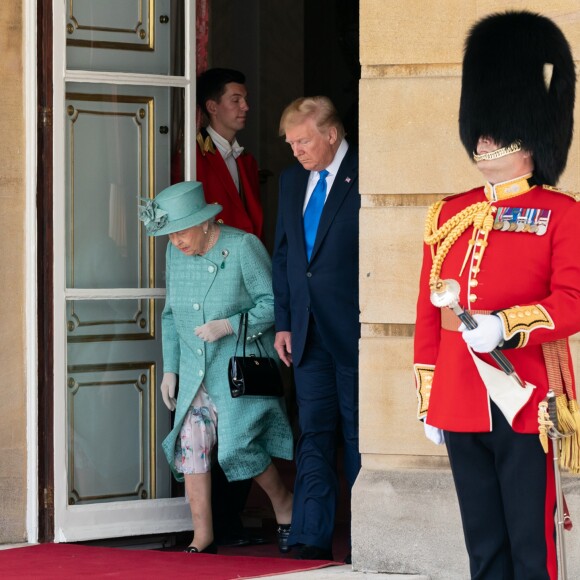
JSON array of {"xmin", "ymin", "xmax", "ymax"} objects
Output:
[
  {"xmin": 233, "ymin": 312, "xmax": 249, "ymax": 358},
  {"xmin": 232, "ymin": 312, "xmax": 275, "ymax": 368}
]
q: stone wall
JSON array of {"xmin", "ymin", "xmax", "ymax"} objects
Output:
[
  {"xmin": 0, "ymin": 0, "xmax": 27, "ymax": 544},
  {"xmin": 355, "ymin": 1, "xmax": 580, "ymax": 577}
]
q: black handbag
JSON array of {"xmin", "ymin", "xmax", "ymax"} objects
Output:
[{"xmin": 228, "ymin": 313, "xmax": 284, "ymax": 398}]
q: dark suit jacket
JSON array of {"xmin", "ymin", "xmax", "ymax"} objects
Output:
[{"xmin": 272, "ymin": 144, "xmax": 360, "ymax": 367}]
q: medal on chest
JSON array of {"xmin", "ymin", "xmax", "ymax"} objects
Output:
[{"xmin": 493, "ymin": 207, "xmax": 551, "ymax": 235}]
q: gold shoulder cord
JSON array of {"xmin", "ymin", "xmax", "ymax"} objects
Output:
[{"xmin": 424, "ymin": 200, "xmax": 495, "ymax": 291}]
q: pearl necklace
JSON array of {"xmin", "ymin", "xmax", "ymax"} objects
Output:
[{"xmin": 201, "ymin": 223, "xmax": 218, "ymax": 255}]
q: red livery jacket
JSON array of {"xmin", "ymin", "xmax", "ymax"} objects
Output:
[
  {"xmin": 196, "ymin": 129, "xmax": 263, "ymax": 238},
  {"xmin": 414, "ymin": 176, "xmax": 580, "ymax": 435}
]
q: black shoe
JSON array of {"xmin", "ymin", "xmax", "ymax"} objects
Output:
[
  {"xmin": 247, "ymin": 533, "xmax": 269, "ymax": 546},
  {"xmin": 276, "ymin": 523, "xmax": 291, "ymax": 553},
  {"xmin": 215, "ymin": 529, "xmax": 269, "ymax": 547},
  {"xmin": 183, "ymin": 541, "xmax": 218, "ymax": 554},
  {"xmin": 296, "ymin": 544, "xmax": 333, "ymax": 561},
  {"xmin": 344, "ymin": 552, "xmax": 352, "ymax": 564},
  {"xmin": 215, "ymin": 531, "xmax": 250, "ymax": 547}
]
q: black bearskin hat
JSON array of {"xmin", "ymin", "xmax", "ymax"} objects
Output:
[{"xmin": 459, "ymin": 11, "xmax": 576, "ymax": 185}]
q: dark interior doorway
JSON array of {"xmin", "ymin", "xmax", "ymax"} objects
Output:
[
  {"xmin": 208, "ymin": 0, "xmax": 359, "ymax": 251},
  {"xmin": 207, "ymin": 0, "xmax": 360, "ymax": 558}
]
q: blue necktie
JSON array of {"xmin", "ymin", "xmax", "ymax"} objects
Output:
[{"xmin": 303, "ymin": 169, "xmax": 329, "ymax": 260}]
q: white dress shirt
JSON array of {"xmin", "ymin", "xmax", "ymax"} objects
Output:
[
  {"xmin": 302, "ymin": 139, "xmax": 349, "ymax": 213},
  {"xmin": 206, "ymin": 125, "xmax": 244, "ymax": 192}
]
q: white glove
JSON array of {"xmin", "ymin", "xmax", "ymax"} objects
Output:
[
  {"xmin": 160, "ymin": 372, "xmax": 177, "ymax": 411},
  {"xmin": 195, "ymin": 319, "xmax": 234, "ymax": 342},
  {"xmin": 423, "ymin": 420, "xmax": 445, "ymax": 445},
  {"xmin": 459, "ymin": 314, "xmax": 503, "ymax": 353}
]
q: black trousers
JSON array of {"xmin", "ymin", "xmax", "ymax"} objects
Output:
[
  {"xmin": 444, "ymin": 402, "xmax": 557, "ymax": 580},
  {"xmin": 211, "ymin": 462, "xmax": 252, "ymax": 540}
]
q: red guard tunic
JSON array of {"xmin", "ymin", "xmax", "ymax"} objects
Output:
[
  {"xmin": 414, "ymin": 176, "xmax": 580, "ymax": 438},
  {"xmin": 196, "ymin": 129, "xmax": 263, "ymax": 238}
]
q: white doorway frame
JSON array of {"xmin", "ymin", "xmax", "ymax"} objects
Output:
[{"xmin": 25, "ymin": 0, "xmax": 39, "ymax": 544}]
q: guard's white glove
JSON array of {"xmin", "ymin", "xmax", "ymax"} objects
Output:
[
  {"xmin": 195, "ymin": 319, "xmax": 234, "ymax": 342},
  {"xmin": 160, "ymin": 372, "xmax": 177, "ymax": 411},
  {"xmin": 459, "ymin": 314, "xmax": 503, "ymax": 353},
  {"xmin": 423, "ymin": 419, "xmax": 445, "ymax": 445}
]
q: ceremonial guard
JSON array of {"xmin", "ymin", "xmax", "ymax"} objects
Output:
[{"xmin": 414, "ymin": 11, "xmax": 580, "ymax": 579}]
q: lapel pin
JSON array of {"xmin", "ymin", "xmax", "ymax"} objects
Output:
[
  {"xmin": 345, "ymin": 177, "xmax": 351, "ymax": 183},
  {"xmin": 220, "ymin": 249, "xmax": 230, "ymax": 269}
]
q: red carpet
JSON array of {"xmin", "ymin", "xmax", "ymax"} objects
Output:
[{"xmin": 0, "ymin": 544, "xmax": 339, "ymax": 579}]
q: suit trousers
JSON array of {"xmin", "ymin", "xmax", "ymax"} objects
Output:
[
  {"xmin": 288, "ymin": 317, "xmax": 361, "ymax": 550},
  {"xmin": 445, "ymin": 402, "xmax": 557, "ymax": 580}
]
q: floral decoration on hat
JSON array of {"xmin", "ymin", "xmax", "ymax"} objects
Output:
[{"xmin": 138, "ymin": 198, "xmax": 169, "ymax": 234}]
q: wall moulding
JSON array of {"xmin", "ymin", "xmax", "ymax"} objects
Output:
[
  {"xmin": 361, "ymin": 193, "xmax": 444, "ymax": 207},
  {"xmin": 362, "ymin": 63, "xmax": 461, "ymax": 79}
]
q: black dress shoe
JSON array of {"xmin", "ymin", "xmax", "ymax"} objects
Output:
[
  {"xmin": 215, "ymin": 529, "xmax": 269, "ymax": 547},
  {"xmin": 247, "ymin": 533, "xmax": 269, "ymax": 546},
  {"xmin": 215, "ymin": 532, "xmax": 250, "ymax": 547},
  {"xmin": 183, "ymin": 541, "xmax": 218, "ymax": 554},
  {"xmin": 276, "ymin": 523, "xmax": 291, "ymax": 553},
  {"xmin": 344, "ymin": 552, "xmax": 352, "ymax": 564},
  {"xmin": 296, "ymin": 544, "xmax": 333, "ymax": 561}
]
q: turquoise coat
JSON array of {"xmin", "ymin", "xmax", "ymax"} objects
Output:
[{"xmin": 160, "ymin": 226, "xmax": 293, "ymax": 481}]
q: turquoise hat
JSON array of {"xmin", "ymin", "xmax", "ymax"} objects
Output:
[{"xmin": 138, "ymin": 181, "xmax": 222, "ymax": 236}]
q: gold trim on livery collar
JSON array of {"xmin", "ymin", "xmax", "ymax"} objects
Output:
[
  {"xmin": 484, "ymin": 173, "xmax": 534, "ymax": 202},
  {"xmin": 196, "ymin": 132, "xmax": 216, "ymax": 156}
]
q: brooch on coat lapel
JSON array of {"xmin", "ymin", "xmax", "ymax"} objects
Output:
[
  {"xmin": 220, "ymin": 249, "xmax": 230, "ymax": 269},
  {"xmin": 492, "ymin": 207, "xmax": 551, "ymax": 235}
]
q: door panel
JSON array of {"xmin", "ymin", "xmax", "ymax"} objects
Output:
[
  {"xmin": 67, "ymin": 361, "xmax": 155, "ymax": 504},
  {"xmin": 65, "ymin": 85, "xmax": 171, "ymax": 290},
  {"xmin": 66, "ymin": 298, "xmax": 171, "ymax": 505},
  {"xmin": 66, "ymin": 0, "xmax": 181, "ymax": 75}
]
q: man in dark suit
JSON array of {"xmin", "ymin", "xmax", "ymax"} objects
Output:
[{"xmin": 272, "ymin": 96, "xmax": 361, "ymax": 561}]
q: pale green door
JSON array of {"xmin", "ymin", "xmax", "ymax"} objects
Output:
[{"xmin": 54, "ymin": 0, "xmax": 196, "ymax": 541}]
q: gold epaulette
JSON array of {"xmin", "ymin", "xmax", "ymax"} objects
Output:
[
  {"xmin": 196, "ymin": 132, "xmax": 216, "ymax": 156},
  {"xmin": 543, "ymin": 185, "xmax": 580, "ymax": 202}
]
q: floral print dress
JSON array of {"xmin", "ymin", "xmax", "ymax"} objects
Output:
[{"xmin": 174, "ymin": 384, "xmax": 218, "ymax": 474}]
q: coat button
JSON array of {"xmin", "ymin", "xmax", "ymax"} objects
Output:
[
  {"xmin": 306, "ymin": 272, "xmax": 312, "ymax": 278},
  {"xmin": 193, "ymin": 303, "xmax": 200, "ymax": 310},
  {"xmin": 196, "ymin": 348, "xmax": 203, "ymax": 356},
  {"xmin": 208, "ymin": 265, "xmax": 215, "ymax": 273},
  {"xmin": 198, "ymin": 370, "xmax": 204, "ymax": 377}
]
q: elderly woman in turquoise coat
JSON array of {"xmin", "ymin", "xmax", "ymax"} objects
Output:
[{"xmin": 139, "ymin": 181, "xmax": 293, "ymax": 554}]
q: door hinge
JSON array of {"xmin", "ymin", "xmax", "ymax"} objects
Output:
[
  {"xmin": 43, "ymin": 486, "xmax": 54, "ymax": 510},
  {"xmin": 39, "ymin": 106, "xmax": 52, "ymax": 128}
]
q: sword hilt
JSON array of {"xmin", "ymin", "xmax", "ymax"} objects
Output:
[{"xmin": 430, "ymin": 279, "xmax": 526, "ymax": 388}]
